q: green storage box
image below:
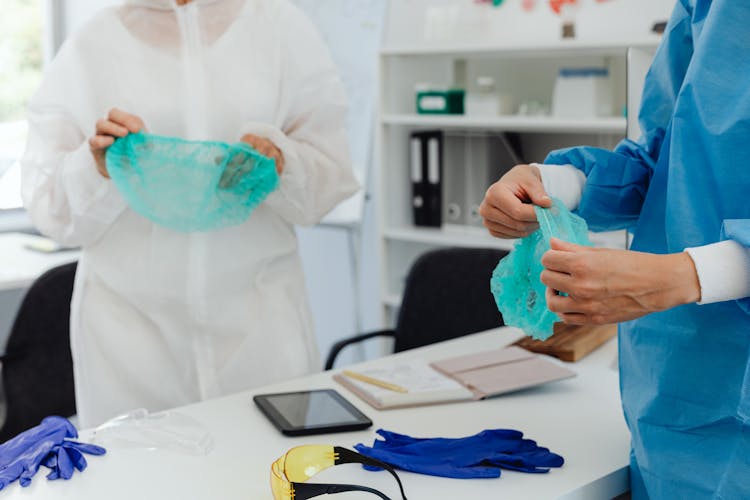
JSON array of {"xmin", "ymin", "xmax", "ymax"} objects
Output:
[{"xmin": 416, "ymin": 88, "xmax": 465, "ymax": 115}]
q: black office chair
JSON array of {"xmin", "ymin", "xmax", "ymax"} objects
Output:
[
  {"xmin": 325, "ymin": 247, "xmax": 508, "ymax": 370},
  {"xmin": 0, "ymin": 262, "xmax": 78, "ymax": 441}
]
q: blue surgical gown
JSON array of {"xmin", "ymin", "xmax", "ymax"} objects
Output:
[{"xmin": 545, "ymin": 1, "xmax": 750, "ymax": 497}]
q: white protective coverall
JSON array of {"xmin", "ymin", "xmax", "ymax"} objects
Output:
[{"xmin": 21, "ymin": 0, "xmax": 359, "ymax": 427}]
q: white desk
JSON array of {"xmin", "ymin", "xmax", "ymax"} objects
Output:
[
  {"xmin": 0, "ymin": 232, "xmax": 80, "ymax": 292},
  {"xmin": 6, "ymin": 328, "xmax": 630, "ymax": 500}
]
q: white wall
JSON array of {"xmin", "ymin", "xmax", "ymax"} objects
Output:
[{"xmin": 385, "ymin": 0, "xmax": 675, "ymax": 47}]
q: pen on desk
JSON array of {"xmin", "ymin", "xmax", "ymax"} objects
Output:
[{"xmin": 342, "ymin": 370, "xmax": 409, "ymax": 393}]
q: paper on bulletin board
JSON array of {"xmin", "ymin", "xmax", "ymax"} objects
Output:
[
  {"xmin": 291, "ymin": 0, "xmax": 387, "ymax": 227},
  {"xmin": 387, "ymin": 0, "xmax": 673, "ymax": 48}
]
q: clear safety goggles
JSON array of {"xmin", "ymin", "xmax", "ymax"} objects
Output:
[{"xmin": 270, "ymin": 445, "xmax": 407, "ymax": 500}]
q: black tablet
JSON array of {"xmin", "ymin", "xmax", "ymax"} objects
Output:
[{"xmin": 254, "ymin": 389, "xmax": 372, "ymax": 436}]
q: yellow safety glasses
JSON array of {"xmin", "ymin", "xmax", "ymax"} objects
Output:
[{"xmin": 271, "ymin": 445, "xmax": 407, "ymax": 500}]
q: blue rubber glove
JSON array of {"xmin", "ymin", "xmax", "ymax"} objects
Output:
[
  {"xmin": 0, "ymin": 417, "xmax": 75, "ymax": 489},
  {"xmin": 0, "ymin": 416, "xmax": 106, "ymax": 490},
  {"xmin": 358, "ymin": 451, "xmax": 502, "ymax": 479},
  {"xmin": 355, "ymin": 429, "xmax": 564, "ymax": 479},
  {"xmin": 44, "ymin": 441, "xmax": 106, "ymax": 481}
]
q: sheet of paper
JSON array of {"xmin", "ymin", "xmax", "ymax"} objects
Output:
[
  {"xmin": 355, "ymin": 359, "xmax": 468, "ymax": 393},
  {"xmin": 339, "ymin": 359, "xmax": 475, "ymax": 408}
]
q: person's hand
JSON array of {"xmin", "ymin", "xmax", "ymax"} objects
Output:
[
  {"xmin": 479, "ymin": 164, "xmax": 553, "ymax": 239},
  {"xmin": 240, "ymin": 134, "xmax": 285, "ymax": 175},
  {"xmin": 541, "ymin": 238, "xmax": 701, "ymax": 325},
  {"xmin": 89, "ymin": 109, "xmax": 145, "ymax": 178}
]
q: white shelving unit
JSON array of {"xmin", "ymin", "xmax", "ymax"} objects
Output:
[
  {"xmin": 384, "ymin": 225, "xmax": 517, "ymax": 250},
  {"xmin": 374, "ymin": 2, "xmax": 663, "ymax": 324},
  {"xmin": 382, "ymin": 114, "xmax": 627, "ymax": 134},
  {"xmin": 380, "ymin": 38, "xmax": 664, "ymax": 58}
]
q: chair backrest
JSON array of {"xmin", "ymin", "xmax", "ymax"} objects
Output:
[
  {"xmin": 393, "ymin": 247, "xmax": 507, "ymax": 353},
  {"xmin": 0, "ymin": 262, "xmax": 77, "ymax": 442}
]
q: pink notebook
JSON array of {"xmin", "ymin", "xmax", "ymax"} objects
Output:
[
  {"xmin": 334, "ymin": 347, "xmax": 576, "ymax": 410},
  {"xmin": 431, "ymin": 347, "xmax": 577, "ymax": 400}
]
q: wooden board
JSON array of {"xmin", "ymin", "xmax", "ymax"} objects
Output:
[{"xmin": 514, "ymin": 324, "xmax": 617, "ymax": 363}]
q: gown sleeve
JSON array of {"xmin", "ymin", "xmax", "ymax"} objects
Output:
[
  {"xmin": 544, "ymin": 0, "xmax": 694, "ymax": 232},
  {"xmin": 721, "ymin": 221, "xmax": 750, "ymax": 312},
  {"xmin": 21, "ymin": 31, "xmax": 127, "ymax": 248},
  {"xmin": 241, "ymin": 3, "xmax": 359, "ymax": 227}
]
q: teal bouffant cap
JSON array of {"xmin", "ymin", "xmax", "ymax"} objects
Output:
[
  {"xmin": 106, "ymin": 132, "xmax": 279, "ymax": 232},
  {"xmin": 491, "ymin": 198, "xmax": 592, "ymax": 340}
]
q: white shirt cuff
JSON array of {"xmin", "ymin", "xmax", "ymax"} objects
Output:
[
  {"xmin": 532, "ymin": 163, "xmax": 586, "ymax": 211},
  {"xmin": 685, "ymin": 240, "xmax": 750, "ymax": 305}
]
